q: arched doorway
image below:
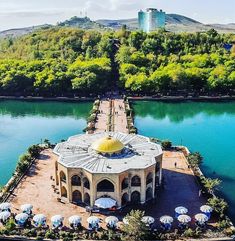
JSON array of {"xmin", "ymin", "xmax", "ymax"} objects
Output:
[
  {"xmin": 97, "ymin": 179, "xmax": 114, "ymax": 192},
  {"xmin": 84, "ymin": 193, "xmax": 90, "ymax": 205},
  {"xmin": 121, "ymin": 193, "xmax": 129, "ymax": 206},
  {"xmin": 61, "ymin": 186, "xmax": 67, "ymax": 198},
  {"xmin": 146, "ymin": 187, "xmax": 153, "ymax": 201},
  {"xmin": 72, "ymin": 190, "xmax": 82, "ymax": 203},
  {"xmin": 131, "ymin": 191, "xmax": 140, "ymax": 204}
]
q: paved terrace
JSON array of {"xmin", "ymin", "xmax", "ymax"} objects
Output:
[
  {"xmin": 95, "ymin": 99, "xmax": 128, "ymax": 134},
  {"xmin": 8, "ymin": 149, "xmax": 206, "ymax": 228}
]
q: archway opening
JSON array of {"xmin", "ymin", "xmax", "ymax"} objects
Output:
[
  {"xmin": 131, "ymin": 175, "xmax": 141, "ymax": 187},
  {"xmin": 131, "ymin": 191, "xmax": 141, "ymax": 204},
  {"xmin": 121, "ymin": 178, "xmax": 128, "ymax": 190},
  {"xmin": 83, "ymin": 177, "xmax": 90, "ymax": 189},
  {"xmin": 121, "ymin": 193, "xmax": 129, "ymax": 206},
  {"xmin": 60, "ymin": 171, "xmax": 66, "ymax": 183},
  {"xmin": 146, "ymin": 187, "xmax": 153, "ymax": 201},
  {"xmin": 72, "ymin": 190, "xmax": 82, "ymax": 203},
  {"xmin": 97, "ymin": 179, "xmax": 114, "ymax": 192},
  {"xmin": 84, "ymin": 193, "xmax": 90, "ymax": 205},
  {"xmin": 61, "ymin": 186, "xmax": 67, "ymax": 198},
  {"xmin": 146, "ymin": 172, "xmax": 153, "ymax": 185},
  {"xmin": 71, "ymin": 175, "xmax": 81, "ymax": 186}
]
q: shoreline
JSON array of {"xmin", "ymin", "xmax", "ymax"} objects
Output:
[{"xmin": 0, "ymin": 95, "xmax": 235, "ymax": 102}]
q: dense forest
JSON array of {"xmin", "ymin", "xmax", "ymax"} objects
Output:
[{"xmin": 0, "ymin": 27, "xmax": 235, "ymax": 96}]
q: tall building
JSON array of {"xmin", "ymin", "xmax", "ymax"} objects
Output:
[{"xmin": 138, "ymin": 8, "xmax": 166, "ymax": 33}]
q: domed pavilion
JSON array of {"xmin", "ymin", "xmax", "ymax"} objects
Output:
[{"xmin": 53, "ymin": 132, "xmax": 163, "ymax": 208}]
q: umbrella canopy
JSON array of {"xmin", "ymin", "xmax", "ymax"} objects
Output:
[
  {"xmin": 160, "ymin": 215, "xmax": 173, "ymax": 224},
  {"xmin": 123, "ymin": 217, "xmax": 129, "ymax": 224},
  {"xmin": 175, "ymin": 206, "xmax": 188, "ymax": 215},
  {"xmin": 94, "ymin": 198, "xmax": 116, "ymax": 209},
  {"xmin": 195, "ymin": 213, "xmax": 209, "ymax": 223},
  {"xmin": 33, "ymin": 214, "xmax": 46, "ymax": 224},
  {"xmin": 15, "ymin": 213, "xmax": 29, "ymax": 223},
  {"xmin": 87, "ymin": 216, "xmax": 100, "ymax": 224},
  {"xmin": 21, "ymin": 204, "xmax": 33, "ymax": 212},
  {"xmin": 200, "ymin": 205, "xmax": 213, "ymax": 213},
  {"xmin": 0, "ymin": 211, "xmax": 11, "ymax": 222},
  {"xmin": 69, "ymin": 215, "xmax": 81, "ymax": 225},
  {"xmin": 0, "ymin": 202, "xmax": 11, "ymax": 211},
  {"xmin": 142, "ymin": 216, "xmax": 155, "ymax": 225},
  {"xmin": 51, "ymin": 215, "xmax": 64, "ymax": 223},
  {"xmin": 177, "ymin": 215, "xmax": 191, "ymax": 223},
  {"xmin": 105, "ymin": 216, "xmax": 119, "ymax": 224}
]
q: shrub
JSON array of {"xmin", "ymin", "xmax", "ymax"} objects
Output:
[
  {"xmin": 5, "ymin": 218, "xmax": 16, "ymax": 232},
  {"xmin": 187, "ymin": 152, "xmax": 203, "ymax": 168},
  {"xmin": 161, "ymin": 140, "xmax": 172, "ymax": 150},
  {"xmin": 207, "ymin": 196, "xmax": 228, "ymax": 218},
  {"xmin": 28, "ymin": 144, "xmax": 42, "ymax": 158}
]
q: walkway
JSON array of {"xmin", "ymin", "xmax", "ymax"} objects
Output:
[{"xmin": 94, "ymin": 98, "xmax": 128, "ymax": 134}]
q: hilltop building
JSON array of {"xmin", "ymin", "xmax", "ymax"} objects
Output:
[
  {"xmin": 138, "ymin": 8, "xmax": 166, "ymax": 32},
  {"xmin": 54, "ymin": 132, "xmax": 163, "ymax": 208}
]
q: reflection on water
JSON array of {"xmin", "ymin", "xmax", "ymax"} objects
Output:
[
  {"xmin": 133, "ymin": 101, "xmax": 235, "ymax": 221},
  {"xmin": 0, "ymin": 100, "xmax": 92, "ymax": 185}
]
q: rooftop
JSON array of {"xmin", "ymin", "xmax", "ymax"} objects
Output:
[{"xmin": 53, "ymin": 132, "xmax": 162, "ymax": 174}]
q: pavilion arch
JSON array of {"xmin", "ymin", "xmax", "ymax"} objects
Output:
[
  {"xmin": 72, "ymin": 190, "xmax": 82, "ymax": 203},
  {"xmin": 121, "ymin": 178, "xmax": 129, "ymax": 190},
  {"xmin": 84, "ymin": 193, "xmax": 90, "ymax": 205},
  {"xmin": 121, "ymin": 193, "xmax": 129, "ymax": 206},
  {"xmin": 131, "ymin": 191, "xmax": 141, "ymax": 204},
  {"xmin": 131, "ymin": 175, "xmax": 141, "ymax": 187},
  {"xmin": 146, "ymin": 172, "xmax": 153, "ymax": 185},
  {"xmin": 97, "ymin": 179, "xmax": 115, "ymax": 192},
  {"xmin": 83, "ymin": 177, "xmax": 90, "ymax": 190},
  {"xmin": 71, "ymin": 175, "xmax": 81, "ymax": 186},
  {"xmin": 61, "ymin": 186, "xmax": 67, "ymax": 198},
  {"xmin": 146, "ymin": 187, "xmax": 153, "ymax": 201},
  {"xmin": 60, "ymin": 171, "xmax": 66, "ymax": 183}
]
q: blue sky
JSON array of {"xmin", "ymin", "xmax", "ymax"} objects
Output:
[{"xmin": 0, "ymin": 0, "xmax": 235, "ymax": 31}]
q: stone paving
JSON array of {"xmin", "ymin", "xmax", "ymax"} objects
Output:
[{"xmin": 95, "ymin": 98, "xmax": 128, "ymax": 134}]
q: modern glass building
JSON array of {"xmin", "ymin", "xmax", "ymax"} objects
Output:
[{"xmin": 138, "ymin": 8, "xmax": 166, "ymax": 33}]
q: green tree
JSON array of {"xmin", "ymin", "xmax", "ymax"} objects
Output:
[
  {"xmin": 201, "ymin": 177, "xmax": 221, "ymax": 194},
  {"xmin": 122, "ymin": 210, "xmax": 149, "ymax": 241}
]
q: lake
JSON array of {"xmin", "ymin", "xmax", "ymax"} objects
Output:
[
  {"xmin": 133, "ymin": 100, "xmax": 235, "ymax": 219},
  {"xmin": 0, "ymin": 100, "xmax": 235, "ymax": 219},
  {"xmin": 0, "ymin": 100, "xmax": 92, "ymax": 185}
]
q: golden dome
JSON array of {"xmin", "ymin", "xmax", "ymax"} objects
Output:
[{"xmin": 92, "ymin": 136, "xmax": 124, "ymax": 154}]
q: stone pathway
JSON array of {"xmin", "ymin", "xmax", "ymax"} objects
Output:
[{"xmin": 95, "ymin": 98, "xmax": 128, "ymax": 134}]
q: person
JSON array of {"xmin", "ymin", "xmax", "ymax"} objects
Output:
[
  {"xmin": 199, "ymin": 189, "xmax": 202, "ymax": 197},
  {"xmin": 174, "ymin": 162, "xmax": 177, "ymax": 168}
]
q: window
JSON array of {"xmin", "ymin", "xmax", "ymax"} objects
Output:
[
  {"xmin": 83, "ymin": 177, "xmax": 90, "ymax": 189},
  {"xmin": 131, "ymin": 175, "xmax": 141, "ymax": 187},
  {"xmin": 71, "ymin": 175, "xmax": 81, "ymax": 186},
  {"xmin": 60, "ymin": 171, "xmax": 66, "ymax": 183},
  {"xmin": 121, "ymin": 178, "xmax": 129, "ymax": 190}
]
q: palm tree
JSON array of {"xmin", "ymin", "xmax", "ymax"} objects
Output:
[{"xmin": 201, "ymin": 177, "xmax": 221, "ymax": 194}]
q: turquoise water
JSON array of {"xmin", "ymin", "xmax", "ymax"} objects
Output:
[
  {"xmin": 133, "ymin": 101, "xmax": 235, "ymax": 219},
  {"xmin": 0, "ymin": 100, "xmax": 92, "ymax": 185}
]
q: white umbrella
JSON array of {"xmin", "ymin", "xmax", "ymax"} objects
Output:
[
  {"xmin": 21, "ymin": 204, "xmax": 33, "ymax": 213},
  {"xmin": 15, "ymin": 213, "xmax": 29, "ymax": 223},
  {"xmin": 0, "ymin": 202, "xmax": 11, "ymax": 211},
  {"xmin": 33, "ymin": 214, "xmax": 46, "ymax": 224},
  {"xmin": 160, "ymin": 215, "xmax": 173, "ymax": 224},
  {"xmin": 175, "ymin": 206, "xmax": 188, "ymax": 215},
  {"xmin": 0, "ymin": 211, "xmax": 11, "ymax": 222},
  {"xmin": 69, "ymin": 215, "xmax": 81, "ymax": 225},
  {"xmin": 105, "ymin": 216, "xmax": 119, "ymax": 224},
  {"xmin": 177, "ymin": 215, "xmax": 191, "ymax": 223},
  {"xmin": 87, "ymin": 216, "xmax": 100, "ymax": 224},
  {"xmin": 142, "ymin": 216, "xmax": 155, "ymax": 225},
  {"xmin": 95, "ymin": 198, "xmax": 116, "ymax": 209},
  {"xmin": 51, "ymin": 215, "xmax": 64, "ymax": 223},
  {"xmin": 200, "ymin": 205, "xmax": 213, "ymax": 213},
  {"xmin": 123, "ymin": 217, "xmax": 129, "ymax": 224},
  {"xmin": 195, "ymin": 213, "xmax": 209, "ymax": 223}
]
